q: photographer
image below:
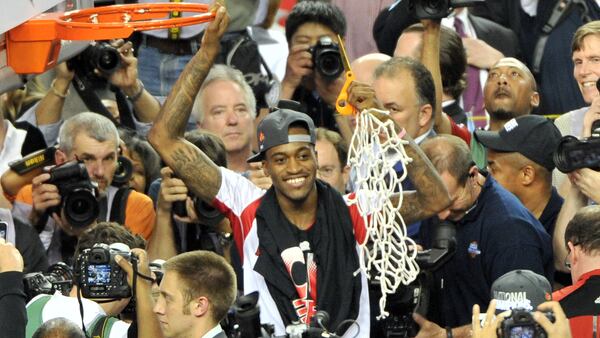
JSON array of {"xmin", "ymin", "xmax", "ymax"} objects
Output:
[
  {"xmin": 280, "ymin": 1, "xmax": 349, "ymax": 135},
  {"xmin": 415, "ymin": 134, "xmax": 553, "ymax": 338},
  {"xmin": 148, "ymin": 130, "xmax": 233, "ymax": 262},
  {"xmin": 153, "ymin": 250, "xmax": 236, "ymax": 338},
  {"xmin": 0, "ymin": 237, "xmax": 27, "ymax": 338},
  {"xmin": 25, "ymin": 222, "xmax": 162, "ymax": 338},
  {"xmin": 11, "ymin": 112, "xmax": 155, "ymax": 265},
  {"xmin": 19, "ymin": 39, "xmax": 160, "ymax": 147}
]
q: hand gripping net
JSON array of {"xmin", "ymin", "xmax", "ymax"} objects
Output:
[{"xmin": 346, "ymin": 108, "xmax": 420, "ymax": 319}]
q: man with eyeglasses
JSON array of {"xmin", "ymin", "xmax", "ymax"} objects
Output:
[
  {"xmin": 552, "ymin": 205, "xmax": 600, "ymax": 337},
  {"xmin": 315, "ymin": 128, "xmax": 349, "ymax": 194}
]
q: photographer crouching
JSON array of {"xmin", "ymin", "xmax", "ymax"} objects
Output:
[
  {"xmin": 24, "ymin": 222, "xmax": 162, "ymax": 338},
  {"xmin": 9, "ymin": 112, "xmax": 155, "ymax": 266}
]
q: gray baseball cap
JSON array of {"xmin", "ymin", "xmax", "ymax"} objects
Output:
[
  {"xmin": 491, "ymin": 270, "xmax": 552, "ymax": 313},
  {"xmin": 247, "ymin": 108, "xmax": 316, "ymax": 163}
]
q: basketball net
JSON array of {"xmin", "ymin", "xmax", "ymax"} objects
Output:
[{"xmin": 346, "ymin": 108, "xmax": 420, "ymax": 319}]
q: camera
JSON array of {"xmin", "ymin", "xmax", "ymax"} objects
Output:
[
  {"xmin": 409, "ymin": 0, "xmax": 485, "ymax": 20},
  {"xmin": 309, "ymin": 37, "xmax": 344, "ymax": 81},
  {"xmin": 553, "ymin": 135, "xmax": 600, "ymax": 172},
  {"xmin": 47, "ymin": 161, "xmax": 99, "ymax": 229},
  {"xmin": 76, "ymin": 243, "xmax": 134, "ymax": 299},
  {"xmin": 230, "ymin": 291, "xmax": 342, "ymax": 338},
  {"xmin": 173, "ymin": 195, "xmax": 225, "ymax": 228},
  {"xmin": 69, "ymin": 42, "xmax": 121, "ymax": 76},
  {"xmin": 498, "ymin": 308, "xmax": 554, "ymax": 338},
  {"xmin": 111, "ymin": 155, "xmax": 133, "ymax": 187},
  {"xmin": 8, "ymin": 146, "xmax": 57, "ymax": 175},
  {"xmin": 23, "ymin": 262, "xmax": 74, "ymax": 301},
  {"xmin": 375, "ymin": 220, "xmax": 456, "ymax": 338},
  {"xmin": 552, "ymin": 79, "xmax": 600, "ymax": 173}
]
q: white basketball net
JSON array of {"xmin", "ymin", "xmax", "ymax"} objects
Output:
[{"xmin": 346, "ymin": 108, "xmax": 420, "ymax": 319}]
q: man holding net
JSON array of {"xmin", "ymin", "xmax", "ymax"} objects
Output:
[{"xmin": 148, "ymin": 4, "xmax": 451, "ymax": 337}]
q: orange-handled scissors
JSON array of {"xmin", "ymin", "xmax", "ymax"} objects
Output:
[{"xmin": 335, "ymin": 35, "xmax": 357, "ymax": 116}]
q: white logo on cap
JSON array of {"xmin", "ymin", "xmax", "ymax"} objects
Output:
[
  {"xmin": 595, "ymin": 296, "xmax": 600, "ymax": 304},
  {"xmin": 504, "ymin": 119, "xmax": 518, "ymax": 132},
  {"xmin": 493, "ymin": 291, "xmax": 533, "ymax": 311}
]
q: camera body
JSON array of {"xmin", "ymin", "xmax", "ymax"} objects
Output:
[
  {"xmin": 46, "ymin": 161, "xmax": 100, "ymax": 228},
  {"xmin": 410, "ymin": 0, "xmax": 485, "ymax": 20},
  {"xmin": 309, "ymin": 37, "xmax": 344, "ymax": 81},
  {"xmin": 498, "ymin": 308, "xmax": 554, "ymax": 338},
  {"xmin": 553, "ymin": 135, "xmax": 600, "ymax": 173},
  {"xmin": 47, "ymin": 161, "xmax": 99, "ymax": 229},
  {"xmin": 23, "ymin": 262, "xmax": 74, "ymax": 301},
  {"xmin": 76, "ymin": 243, "xmax": 134, "ymax": 299}
]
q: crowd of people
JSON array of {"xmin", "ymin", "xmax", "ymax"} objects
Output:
[{"xmin": 0, "ymin": 0, "xmax": 599, "ymax": 337}]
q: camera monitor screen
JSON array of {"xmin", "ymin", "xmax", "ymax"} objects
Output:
[
  {"xmin": 87, "ymin": 264, "xmax": 111, "ymax": 285},
  {"xmin": 509, "ymin": 326, "xmax": 535, "ymax": 338}
]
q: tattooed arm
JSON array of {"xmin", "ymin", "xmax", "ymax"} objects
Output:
[
  {"xmin": 395, "ymin": 135, "xmax": 451, "ymax": 225},
  {"xmin": 148, "ymin": 5, "xmax": 230, "ymax": 203}
]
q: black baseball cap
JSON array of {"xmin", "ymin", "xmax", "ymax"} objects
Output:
[
  {"xmin": 247, "ymin": 108, "xmax": 316, "ymax": 163},
  {"xmin": 474, "ymin": 115, "xmax": 562, "ymax": 172},
  {"xmin": 491, "ymin": 270, "xmax": 552, "ymax": 314}
]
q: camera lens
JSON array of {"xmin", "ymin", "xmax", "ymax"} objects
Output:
[
  {"xmin": 64, "ymin": 189, "xmax": 99, "ymax": 228},
  {"xmin": 95, "ymin": 46, "xmax": 120, "ymax": 74},
  {"xmin": 318, "ymin": 52, "xmax": 343, "ymax": 79},
  {"xmin": 112, "ymin": 156, "xmax": 133, "ymax": 187}
]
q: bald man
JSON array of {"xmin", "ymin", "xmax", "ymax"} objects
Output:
[{"xmin": 351, "ymin": 53, "xmax": 391, "ymax": 84}]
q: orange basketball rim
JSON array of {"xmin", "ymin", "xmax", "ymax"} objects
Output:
[{"xmin": 7, "ymin": 3, "xmax": 216, "ymax": 74}]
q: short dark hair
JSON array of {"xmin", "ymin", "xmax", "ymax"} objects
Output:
[
  {"xmin": 119, "ymin": 128, "xmax": 161, "ymax": 193},
  {"xmin": 32, "ymin": 317, "xmax": 85, "ymax": 338},
  {"xmin": 184, "ymin": 130, "xmax": 227, "ymax": 167},
  {"xmin": 402, "ymin": 24, "xmax": 467, "ymax": 99},
  {"xmin": 421, "ymin": 135, "xmax": 473, "ymax": 186},
  {"xmin": 565, "ymin": 205, "xmax": 600, "ymax": 255},
  {"xmin": 163, "ymin": 250, "xmax": 237, "ymax": 323},
  {"xmin": 316, "ymin": 127, "xmax": 348, "ymax": 167},
  {"xmin": 285, "ymin": 1, "xmax": 347, "ymax": 43},
  {"xmin": 74, "ymin": 222, "xmax": 146, "ymax": 260},
  {"xmin": 374, "ymin": 56, "xmax": 436, "ymax": 108}
]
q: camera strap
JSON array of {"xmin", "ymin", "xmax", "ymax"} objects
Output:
[
  {"xmin": 108, "ymin": 186, "xmax": 132, "ymax": 225},
  {"xmin": 532, "ymin": 0, "xmax": 591, "ymax": 73},
  {"xmin": 71, "ymin": 74, "xmax": 121, "ymax": 127},
  {"xmin": 89, "ymin": 315, "xmax": 119, "ymax": 338}
]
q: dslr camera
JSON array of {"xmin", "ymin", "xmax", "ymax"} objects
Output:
[
  {"xmin": 409, "ymin": 0, "xmax": 485, "ymax": 20},
  {"xmin": 173, "ymin": 195, "xmax": 225, "ymax": 228},
  {"xmin": 68, "ymin": 41, "xmax": 121, "ymax": 77},
  {"xmin": 76, "ymin": 243, "xmax": 134, "ymax": 299},
  {"xmin": 309, "ymin": 36, "xmax": 344, "ymax": 81},
  {"xmin": 553, "ymin": 79, "xmax": 600, "ymax": 173},
  {"xmin": 23, "ymin": 262, "xmax": 73, "ymax": 301},
  {"xmin": 47, "ymin": 161, "xmax": 99, "ymax": 229},
  {"xmin": 498, "ymin": 308, "xmax": 555, "ymax": 338}
]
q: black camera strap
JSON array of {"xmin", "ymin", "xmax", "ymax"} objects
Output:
[
  {"xmin": 532, "ymin": 0, "xmax": 591, "ymax": 74},
  {"xmin": 71, "ymin": 74, "xmax": 121, "ymax": 127},
  {"xmin": 109, "ymin": 186, "xmax": 132, "ymax": 225}
]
